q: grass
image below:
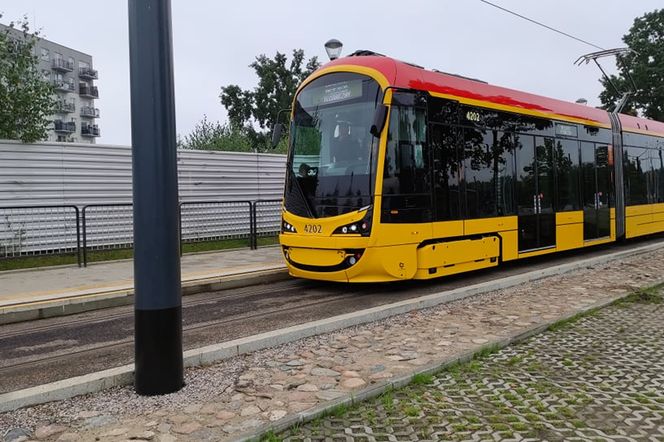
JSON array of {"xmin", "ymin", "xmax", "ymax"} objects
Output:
[
  {"xmin": 411, "ymin": 373, "xmax": 434, "ymax": 385},
  {"xmin": 0, "ymin": 236, "xmax": 279, "ymax": 271},
  {"xmin": 330, "ymin": 403, "xmax": 349, "ymax": 418},
  {"xmin": 403, "ymin": 405, "xmax": 421, "ymax": 417},
  {"xmin": 380, "ymin": 390, "xmax": 395, "ymax": 411},
  {"xmin": 261, "ymin": 431, "xmax": 281, "ymax": 442},
  {"xmin": 629, "ymin": 285, "xmax": 663, "ymax": 304}
]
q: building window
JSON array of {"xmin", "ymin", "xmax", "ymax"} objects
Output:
[
  {"xmin": 79, "ymin": 60, "xmax": 90, "ymax": 69},
  {"xmin": 40, "ymin": 48, "xmax": 49, "ymax": 61}
]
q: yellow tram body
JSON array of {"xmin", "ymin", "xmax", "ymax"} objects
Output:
[{"xmin": 279, "ymin": 54, "xmax": 664, "ymax": 282}]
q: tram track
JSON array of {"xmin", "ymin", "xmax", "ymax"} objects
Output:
[
  {"xmin": 0, "ymin": 288, "xmax": 357, "ymax": 377},
  {"xmin": 2, "ymin": 234, "xmax": 663, "ymax": 394},
  {"xmin": 0, "ymin": 279, "xmax": 313, "ymax": 341}
]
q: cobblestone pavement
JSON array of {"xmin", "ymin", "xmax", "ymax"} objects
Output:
[
  {"xmin": 281, "ymin": 293, "xmax": 664, "ymax": 441},
  {"xmin": 2, "ymin": 250, "xmax": 664, "ymax": 441}
]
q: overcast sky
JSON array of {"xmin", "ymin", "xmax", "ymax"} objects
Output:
[{"xmin": 1, "ymin": 1, "xmax": 660, "ymax": 145}]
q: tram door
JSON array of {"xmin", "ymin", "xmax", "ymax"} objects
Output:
[
  {"xmin": 581, "ymin": 142, "xmax": 611, "ymax": 240},
  {"xmin": 516, "ymin": 136, "xmax": 556, "ymax": 252}
]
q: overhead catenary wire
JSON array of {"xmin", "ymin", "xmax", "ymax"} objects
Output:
[{"xmin": 478, "ymin": 0, "xmax": 606, "ymax": 51}]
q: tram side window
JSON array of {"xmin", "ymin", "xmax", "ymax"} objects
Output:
[
  {"xmin": 463, "ymin": 128, "xmax": 515, "ymax": 218},
  {"xmin": 656, "ymin": 148, "xmax": 664, "ymax": 203},
  {"xmin": 382, "ymin": 104, "xmax": 431, "ymax": 223},
  {"xmin": 428, "ymin": 97, "xmax": 458, "ymax": 125},
  {"xmin": 430, "ymin": 123, "xmax": 461, "ymax": 220},
  {"xmin": 624, "ymin": 146, "xmax": 649, "ymax": 205},
  {"xmin": 383, "ymin": 106, "xmax": 429, "ymax": 195},
  {"xmin": 555, "ymin": 139, "xmax": 580, "ymax": 211},
  {"xmin": 644, "ymin": 148, "xmax": 659, "ymax": 203}
]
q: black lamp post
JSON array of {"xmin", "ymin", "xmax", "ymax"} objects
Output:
[{"xmin": 128, "ymin": 0, "xmax": 184, "ymax": 395}]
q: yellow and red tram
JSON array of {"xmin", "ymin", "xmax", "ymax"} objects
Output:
[{"xmin": 278, "ymin": 52, "xmax": 664, "ymax": 282}]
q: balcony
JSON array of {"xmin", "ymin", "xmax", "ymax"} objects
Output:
[
  {"xmin": 53, "ymin": 80, "xmax": 75, "ymax": 93},
  {"xmin": 80, "ymin": 106, "xmax": 100, "ymax": 118},
  {"xmin": 81, "ymin": 123, "xmax": 100, "ymax": 137},
  {"xmin": 54, "ymin": 120, "xmax": 76, "ymax": 134},
  {"xmin": 54, "ymin": 101, "xmax": 75, "ymax": 113},
  {"xmin": 52, "ymin": 59, "xmax": 74, "ymax": 72},
  {"xmin": 79, "ymin": 84, "xmax": 99, "ymax": 98},
  {"xmin": 79, "ymin": 67, "xmax": 98, "ymax": 80}
]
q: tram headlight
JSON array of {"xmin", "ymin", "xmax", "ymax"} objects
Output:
[
  {"xmin": 345, "ymin": 249, "xmax": 364, "ymax": 266},
  {"xmin": 333, "ymin": 206, "xmax": 372, "ymax": 236},
  {"xmin": 281, "ymin": 219, "xmax": 297, "ymax": 233}
]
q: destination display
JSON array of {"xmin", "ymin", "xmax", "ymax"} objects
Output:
[{"xmin": 299, "ymin": 80, "xmax": 363, "ymax": 108}]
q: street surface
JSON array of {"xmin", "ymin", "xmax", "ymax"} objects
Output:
[
  {"xmin": 1, "ymin": 241, "xmax": 663, "ymax": 441},
  {"xmin": 2, "ymin": 237, "xmax": 662, "ymax": 393}
]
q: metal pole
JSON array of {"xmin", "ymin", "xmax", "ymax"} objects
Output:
[{"xmin": 128, "ymin": 0, "xmax": 183, "ymax": 395}]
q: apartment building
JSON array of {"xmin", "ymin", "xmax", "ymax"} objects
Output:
[{"xmin": 1, "ymin": 23, "xmax": 101, "ymax": 144}]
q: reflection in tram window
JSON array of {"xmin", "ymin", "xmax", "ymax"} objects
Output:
[{"xmin": 463, "ymin": 128, "xmax": 515, "ymax": 218}]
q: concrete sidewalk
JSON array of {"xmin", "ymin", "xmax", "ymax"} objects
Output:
[{"xmin": 0, "ymin": 247, "xmax": 287, "ymax": 323}]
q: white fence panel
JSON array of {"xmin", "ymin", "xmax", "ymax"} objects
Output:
[{"xmin": 0, "ymin": 140, "xmax": 286, "ymax": 256}]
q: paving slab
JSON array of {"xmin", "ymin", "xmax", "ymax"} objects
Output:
[
  {"xmin": 1, "ymin": 246, "xmax": 664, "ymax": 441},
  {"xmin": 282, "ymin": 291, "xmax": 664, "ymax": 441},
  {"xmin": 0, "ymin": 247, "xmax": 286, "ymax": 323}
]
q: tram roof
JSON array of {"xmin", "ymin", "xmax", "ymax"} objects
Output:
[{"xmin": 321, "ymin": 54, "xmax": 664, "ymax": 137}]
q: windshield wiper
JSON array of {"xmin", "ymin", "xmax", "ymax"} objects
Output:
[{"xmin": 287, "ymin": 167, "xmax": 316, "ymax": 218}]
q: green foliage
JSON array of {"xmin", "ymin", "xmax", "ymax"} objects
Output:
[
  {"xmin": 260, "ymin": 431, "xmax": 281, "ymax": 442},
  {"xmin": 411, "ymin": 373, "xmax": 434, "ymax": 385},
  {"xmin": 180, "ymin": 115, "xmax": 289, "ymax": 153},
  {"xmin": 599, "ymin": 9, "xmax": 664, "ymax": 120},
  {"xmin": 219, "ymin": 49, "xmax": 320, "ymax": 149},
  {"xmin": 0, "ymin": 15, "xmax": 56, "ymax": 142},
  {"xmin": 180, "ymin": 115, "xmax": 253, "ymax": 152}
]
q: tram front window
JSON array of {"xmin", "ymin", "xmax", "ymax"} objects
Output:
[{"xmin": 285, "ymin": 72, "xmax": 382, "ymax": 218}]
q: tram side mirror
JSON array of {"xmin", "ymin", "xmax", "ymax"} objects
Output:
[
  {"xmin": 370, "ymin": 104, "xmax": 388, "ymax": 138},
  {"xmin": 271, "ymin": 123, "xmax": 283, "ymax": 149}
]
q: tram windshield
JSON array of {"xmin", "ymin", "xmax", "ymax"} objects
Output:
[{"xmin": 285, "ymin": 72, "xmax": 382, "ymax": 218}]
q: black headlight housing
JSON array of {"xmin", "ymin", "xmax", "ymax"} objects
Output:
[
  {"xmin": 281, "ymin": 218, "xmax": 297, "ymax": 233},
  {"xmin": 333, "ymin": 206, "xmax": 373, "ymax": 237}
]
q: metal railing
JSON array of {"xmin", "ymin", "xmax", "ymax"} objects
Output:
[
  {"xmin": 55, "ymin": 101, "xmax": 76, "ymax": 113},
  {"xmin": 81, "ymin": 123, "xmax": 101, "ymax": 137},
  {"xmin": 0, "ymin": 200, "xmax": 284, "ymax": 267},
  {"xmin": 179, "ymin": 200, "xmax": 253, "ymax": 255},
  {"xmin": 81, "ymin": 204, "xmax": 133, "ymax": 266},
  {"xmin": 0, "ymin": 205, "xmax": 81, "ymax": 266},
  {"xmin": 251, "ymin": 199, "xmax": 282, "ymax": 250},
  {"xmin": 79, "ymin": 84, "xmax": 99, "ymax": 98},
  {"xmin": 80, "ymin": 106, "xmax": 100, "ymax": 118},
  {"xmin": 52, "ymin": 58, "xmax": 74, "ymax": 72},
  {"xmin": 54, "ymin": 120, "xmax": 76, "ymax": 133},
  {"xmin": 78, "ymin": 67, "xmax": 98, "ymax": 79}
]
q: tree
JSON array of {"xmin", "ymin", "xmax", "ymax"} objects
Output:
[
  {"xmin": 180, "ymin": 115, "xmax": 253, "ymax": 152},
  {"xmin": 219, "ymin": 49, "xmax": 320, "ymax": 150},
  {"xmin": 179, "ymin": 115, "xmax": 288, "ymax": 153},
  {"xmin": 599, "ymin": 9, "xmax": 664, "ymax": 120},
  {"xmin": 0, "ymin": 16, "xmax": 55, "ymax": 142}
]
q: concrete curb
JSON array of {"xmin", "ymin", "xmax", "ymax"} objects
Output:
[
  {"xmin": 0, "ymin": 266, "xmax": 289, "ymax": 326},
  {"xmin": 0, "ymin": 240, "xmax": 662, "ymax": 413},
  {"xmin": 235, "ymin": 287, "xmax": 656, "ymax": 442}
]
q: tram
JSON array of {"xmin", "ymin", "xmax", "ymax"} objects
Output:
[{"xmin": 278, "ymin": 52, "xmax": 664, "ymax": 282}]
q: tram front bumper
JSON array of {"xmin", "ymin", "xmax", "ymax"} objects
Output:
[{"xmin": 280, "ymin": 243, "xmax": 417, "ymax": 283}]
